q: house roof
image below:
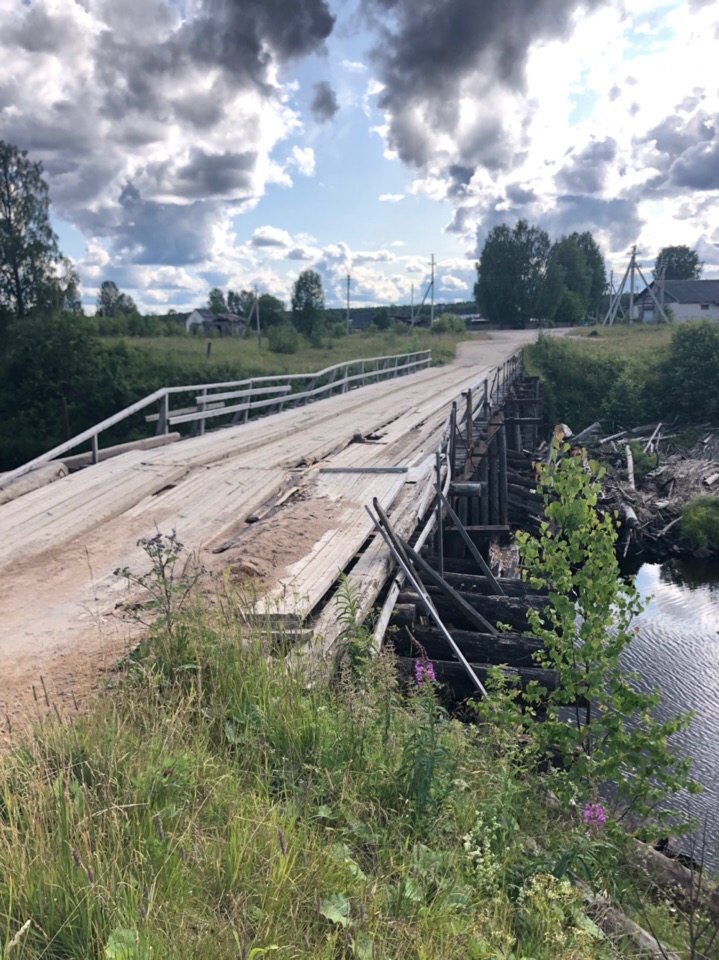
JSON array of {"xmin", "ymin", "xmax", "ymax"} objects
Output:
[
  {"xmin": 190, "ymin": 308, "xmax": 246, "ymax": 323},
  {"xmin": 643, "ymin": 279, "xmax": 719, "ymax": 304}
]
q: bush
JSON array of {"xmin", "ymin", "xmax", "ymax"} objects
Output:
[
  {"xmin": 267, "ymin": 322, "xmax": 300, "ymax": 354},
  {"xmin": 665, "ymin": 321, "xmax": 719, "ymax": 424},
  {"xmin": 680, "ymin": 496, "xmax": 719, "ymax": 548}
]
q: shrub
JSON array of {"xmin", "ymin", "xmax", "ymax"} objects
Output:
[
  {"xmin": 513, "ymin": 441, "xmax": 696, "ymax": 822},
  {"xmin": 267, "ymin": 322, "xmax": 300, "ymax": 354},
  {"xmin": 680, "ymin": 497, "xmax": 719, "ymax": 549}
]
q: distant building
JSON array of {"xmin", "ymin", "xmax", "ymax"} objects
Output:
[
  {"xmin": 636, "ymin": 280, "xmax": 719, "ymax": 323},
  {"xmin": 186, "ymin": 308, "xmax": 248, "ymax": 336}
]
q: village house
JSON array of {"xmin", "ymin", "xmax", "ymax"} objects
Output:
[
  {"xmin": 185, "ymin": 308, "xmax": 248, "ymax": 336},
  {"xmin": 636, "ymin": 279, "xmax": 719, "ymax": 323}
]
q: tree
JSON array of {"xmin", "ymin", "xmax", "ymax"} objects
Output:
[
  {"xmin": 291, "ymin": 269, "xmax": 324, "ymax": 336},
  {"xmin": 550, "ymin": 237, "xmax": 590, "ymax": 318},
  {"xmin": 514, "ymin": 441, "xmax": 696, "ymax": 819},
  {"xmin": 257, "ymin": 294, "xmax": 286, "ymax": 328},
  {"xmin": 0, "ymin": 139, "xmax": 64, "ymax": 317},
  {"xmin": 474, "ymin": 220, "xmax": 552, "ymax": 328},
  {"xmin": 227, "ymin": 289, "xmax": 255, "ymax": 316},
  {"xmin": 96, "ymin": 280, "xmax": 137, "ymax": 317},
  {"xmin": 654, "ymin": 245, "xmax": 703, "ymax": 281},
  {"xmin": 208, "ymin": 287, "xmax": 227, "ymax": 313}
]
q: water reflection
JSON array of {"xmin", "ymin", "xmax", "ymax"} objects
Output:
[{"xmin": 627, "ymin": 560, "xmax": 719, "ymax": 859}]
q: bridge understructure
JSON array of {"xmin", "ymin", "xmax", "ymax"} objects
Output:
[{"xmin": 0, "ymin": 331, "xmax": 537, "ymax": 730}]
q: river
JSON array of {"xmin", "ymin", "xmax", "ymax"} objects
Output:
[{"xmin": 625, "ymin": 558, "xmax": 719, "ymax": 860}]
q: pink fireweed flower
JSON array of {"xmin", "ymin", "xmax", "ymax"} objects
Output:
[
  {"xmin": 415, "ymin": 658, "xmax": 436, "ymax": 687},
  {"xmin": 584, "ymin": 802, "xmax": 607, "ymax": 836}
]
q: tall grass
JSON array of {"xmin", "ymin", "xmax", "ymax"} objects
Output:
[
  {"xmin": 0, "ymin": 570, "xmax": 700, "ymax": 958},
  {"xmin": 116, "ymin": 328, "xmax": 473, "ymax": 381}
]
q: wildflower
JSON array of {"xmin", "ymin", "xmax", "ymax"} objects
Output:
[
  {"xmin": 583, "ymin": 801, "xmax": 607, "ymax": 836},
  {"xmin": 415, "ymin": 658, "xmax": 436, "ymax": 687}
]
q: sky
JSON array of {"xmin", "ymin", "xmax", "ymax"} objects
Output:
[{"xmin": 0, "ymin": 0, "xmax": 717, "ymax": 312}]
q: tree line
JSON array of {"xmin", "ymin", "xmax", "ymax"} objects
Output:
[{"xmin": 474, "ymin": 219, "xmax": 704, "ymax": 328}]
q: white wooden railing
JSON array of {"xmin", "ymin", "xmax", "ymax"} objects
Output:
[{"xmin": 1, "ymin": 350, "xmax": 431, "ymax": 487}]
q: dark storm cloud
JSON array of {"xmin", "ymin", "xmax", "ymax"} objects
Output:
[
  {"xmin": 79, "ymin": 183, "xmax": 224, "ymax": 266},
  {"xmin": 645, "ymin": 110, "xmax": 715, "ymax": 159},
  {"xmin": 471, "ymin": 193, "xmax": 642, "ymax": 258},
  {"xmin": 173, "ymin": 149, "xmax": 257, "ymax": 200},
  {"xmin": 9, "ymin": 2, "xmax": 78, "ymax": 54},
  {"xmin": 310, "ymin": 81, "xmax": 340, "ymax": 123},
  {"xmin": 363, "ymin": 0, "xmax": 607, "ymax": 170},
  {"xmin": 544, "ymin": 196, "xmax": 643, "ymax": 250},
  {"xmin": 670, "ymin": 138, "xmax": 719, "ymax": 190},
  {"xmin": 179, "ymin": 0, "xmax": 335, "ymax": 83},
  {"xmin": 556, "ymin": 137, "xmax": 618, "ymax": 194}
]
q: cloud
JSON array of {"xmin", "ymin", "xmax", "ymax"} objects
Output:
[
  {"xmin": 363, "ymin": 0, "xmax": 606, "ymax": 171},
  {"xmin": 289, "ymin": 145, "xmax": 317, "ymax": 177},
  {"xmin": 342, "ymin": 59, "xmax": 367, "ymax": 73},
  {"xmin": 0, "ymin": 0, "xmax": 334, "ymax": 268},
  {"xmin": 310, "ymin": 80, "xmax": 339, "ymax": 122},
  {"xmin": 439, "ymin": 274, "xmax": 469, "ymax": 293},
  {"xmin": 251, "ymin": 226, "xmax": 294, "ymax": 248},
  {"xmin": 378, "ymin": 193, "xmax": 405, "ymax": 202},
  {"xmin": 556, "ymin": 137, "xmax": 618, "ymax": 194}
]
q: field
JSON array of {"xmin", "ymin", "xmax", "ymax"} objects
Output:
[{"xmin": 117, "ymin": 328, "xmax": 484, "ymax": 379}]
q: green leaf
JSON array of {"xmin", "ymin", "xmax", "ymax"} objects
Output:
[
  {"xmin": 105, "ymin": 930, "xmax": 143, "ymax": 960},
  {"xmin": 320, "ymin": 892, "xmax": 351, "ymax": 927}
]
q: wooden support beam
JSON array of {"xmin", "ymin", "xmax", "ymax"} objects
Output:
[
  {"xmin": 396, "ymin": 657, "xmax": 559, "ymax": 698},
  {"xmin": 400, "ymin": 624, "xmax": 543, "ymax": 666},
  {"xmin": 396, "ymin": 535, "xmax": 499, "ymax": 635}
]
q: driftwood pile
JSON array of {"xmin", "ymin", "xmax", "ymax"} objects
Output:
[{"xmin": 537, "ymin": 420, "xmax": 719, "ymax": 559}]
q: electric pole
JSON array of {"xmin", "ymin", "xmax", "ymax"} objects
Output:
[
  {"xmin": 430, "ymin": 254, "xmax": 435, "ymax": 325},
  {"xmin": 346, "ymin": 274, "xmax": 351, "ymax": 335},
  {"xmin": 254, "ymin": 285, "xmax": 261, "ymax": 347}
]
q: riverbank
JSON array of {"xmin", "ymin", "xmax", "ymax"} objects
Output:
[{"xmin": 0, "ymin": 582, "xmax": 705, "ymax": 959}]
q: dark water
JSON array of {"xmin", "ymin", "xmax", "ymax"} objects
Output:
[{"xmin": 626, "ymin": 559, "xmax": 719, "ymax": 858}]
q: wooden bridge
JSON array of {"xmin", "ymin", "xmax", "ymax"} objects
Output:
[{"xmin": 0, "ymin": 331, "xmax": 539, "ymax": 728}]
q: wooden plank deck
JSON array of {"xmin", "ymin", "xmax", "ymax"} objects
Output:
[{"xmin": 0, "ymin": 332, "xmax": 540, "ymax": 729}]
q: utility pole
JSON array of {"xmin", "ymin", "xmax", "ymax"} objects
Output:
[
  {"xmin": 430, "ymin": 254, "xmax": 435, "ymax": 325},
  {"xmin": 410, "ymin": 282, "xmax": 414, "ymax": 323},
  {"xmin": 254, "ymin": 285, "xmax": 261, "ymax": 348},
  {"xmin": 346, "ymin": 274, "xmax": 351, "ymax": 335},
  {"xmin": 605, "ymin": 246, "xmax": 670, "ymax": 325}
]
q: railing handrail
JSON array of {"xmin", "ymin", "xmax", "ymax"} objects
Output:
[{"xmin": 0, "ymin": 349, "xmax": 432, "ymax": 489}]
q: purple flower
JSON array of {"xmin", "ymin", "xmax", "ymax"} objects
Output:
[
  {"xmin": 583, "ymin": 802, "xmax": 607, "ymax": 836},
  {"xmin": 415, "ymin": 658, "xmax": 436, "ymax": 687}
]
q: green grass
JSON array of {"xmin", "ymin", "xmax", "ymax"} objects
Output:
[
  {"xmin": 117, "ymin": 328, "xmax": 480, "ymax": 380},
  {"xmin": 566, "ymin": 323, "xmax": 674, "ymax": 357},
  {"xmin": 681, "ymin": 496, "xmax": 719, "ymax": 549},
  {"xmin": 0, "ymin": 569, "xmax": 676, "ymax": 960}
]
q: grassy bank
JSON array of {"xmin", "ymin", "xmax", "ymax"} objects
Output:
[
  {"xmin": 122, "ymin": 328, "xmax": 472, "ymax": 377},
  {"xmin": 0, "ymin": 582, "xmax": 703, "ymax": 959},
  {"xmin": 526, "ymin": 321, "xmax": 719, "ymax": 433}
]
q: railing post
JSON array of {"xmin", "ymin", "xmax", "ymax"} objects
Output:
[
  {"xmin": 343, "ymin": 367, "xmax": 349, "ymax": 393},
  {"xmin": 244, "ymin": 381, "xmax": 252, "ymax": 423},
  {"xmin": 158, "ymin": 392, "xmax": 169, "ymax": 435},
  {"xmin": 466, "ymin": 389, "xmax": 473, "ymax": 450},
  {"xmin": 360, "ymin": 359, "xmax": 365, "ymax": 385},
  {"xmin": 91, "ymin": 433, "xmax": 99, "ymax": 465},
  {"xmin": 198, "ymin": 388, "xmax": 207, "ymax": 436}
]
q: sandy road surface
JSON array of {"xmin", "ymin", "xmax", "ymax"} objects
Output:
[{"xmin": 0, "ymin": 331, "xmax": 536, "ymax": 729}]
